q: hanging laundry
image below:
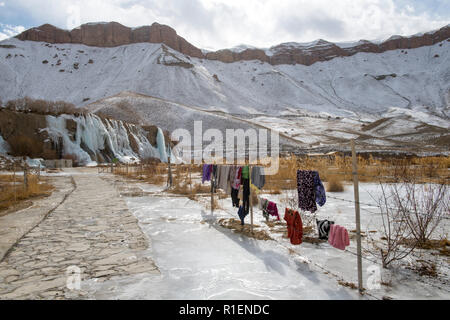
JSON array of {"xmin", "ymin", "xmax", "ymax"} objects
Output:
[
  {"xmin": 202, "ymin": 164, "xmax": 212, "ymax": 183},
  {"xmin": 316, "ymin": 219, "xmax": 334, "ymax": 240},
  {"xmin": 241, "ymin": 178, "xmax": 250, "ymax": 215},
  {"xmin": 328, "ymin": 224, "xmax": 350, "ymax": 250},
  {"xmin": 231, "ymin": 187, "xmax": 240, "ymax": 207},
  {"xmin": 216, "ymin": 165, "xmax": 231, "ymax": 193},
  {"xmin": 267, "ymin": 201, "xmax": 280, "ymax": 221},
  {"xmin": 237, "ymin": 205, "xmax": 248, "ymax": 225},
  {"xmin": 260, "ymin": 197, "xmax": 269, "ymax": 220},
  {"xmin": 284, "ymin": 208, "xmax": 303, "ymax": 245},
  {"xmin": 212, "ymin": 165, "xmax": 218, "ymax": 192},
  {"xmin": 241, "ymin": 165, "xmax": 249, "ymax": 179},
  {"xmin": 251, "ymin": 166, "xmax": 265, "ymax": 190},
  {"xmin": 231, "ymin": 166, "xmax": 242, "ymax": 190},
  {"xmin": 312, "ymin": 171, "xmax": 326, "ymax": 206},
  {"xmin": 297, "ymin": 170, "xmax": 317, "ymax": 213}
]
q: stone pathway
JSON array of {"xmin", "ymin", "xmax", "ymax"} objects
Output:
[
  {"xmin": 0, "ymin": 169, "xmax": 158, "ymax": 299},
  {"xmin": 0, "ymin": 175, "xmax": 74, "ymax": 261}
]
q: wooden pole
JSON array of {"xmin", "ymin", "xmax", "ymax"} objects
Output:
[
  {"xmin": 351, "ymin": 139, "xmax": 363, "ymax": 293},
  {"xmin": 23, "ymin": 164, "xmax": 28, "ymax": 191},
  {"xmin": 13, "ymin": 163, "xmax": 16, "ymax": 203},
  {"xmin": 189, "ymin": 163, "xmax": 192, "ymax": 191},
  {"xmin": 210, "ymin": 167, "xmax": 214, "ymax": 214},
  {"xmin": 249, "ymin": 165, "xmax": 253, "ymax": 234},
  {"xmin": 167, "ymin": 148, "xmax": 173, "ymax": 188}
]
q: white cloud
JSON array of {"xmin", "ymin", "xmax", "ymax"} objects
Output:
[
  {"xmin": 1, "ymin": 0, "xmax": 448, "ymax": 49},
  {"xmin": 0, "ymin": 24, "xmax": 25, "ymax": 41}
]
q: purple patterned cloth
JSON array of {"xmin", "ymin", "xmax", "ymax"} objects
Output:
[
  {"xmin": 297, "ymin": 170, "xmax": 317, "ymax": 213},
  {"xmin": 202, "ymin": 164, "xmax": 212, "ymax": 183}
]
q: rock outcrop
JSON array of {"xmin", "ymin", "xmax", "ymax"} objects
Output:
[
  {"xmin": 16, "ymin": 22, "xmax": 203, "ymax": 58},
  {"xmin": 15, "ymin": 22, "xmax": 450, "ymax": 66}
]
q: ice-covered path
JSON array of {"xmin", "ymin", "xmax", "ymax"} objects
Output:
[{"xmin": 86, "ymin": 190, "xmax": 363, "ymax": 300}]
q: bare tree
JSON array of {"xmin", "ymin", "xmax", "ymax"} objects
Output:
[
  {"xmin": 367, "ymin": 183, "xmax": 417, "ymax": 268},
  {"xmin": 391, "ymin": 182, "xmax": 449, "ymax": 246}
]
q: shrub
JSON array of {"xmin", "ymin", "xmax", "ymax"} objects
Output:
[
  {"xmin": 326, "ymin": 175, "xmax": 344, "ymax": 192},
  {"xmin": 4, "ymin": 97, "xmax": 89, "ymax": 116},
  {"xmin": 8, "ymin": 135, "xmax": 42, "ymax": 158},
  {"xmin": 0, "ymin": 174, "xmax": 53, "ymax": 212}
]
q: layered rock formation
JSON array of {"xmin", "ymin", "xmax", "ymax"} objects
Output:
[
  {"xmin": 16, "ymin": 22, "xmax": 203, "ymax": 58},
  {"xmin": 15, "ymin": 22, "xmax": 450, "ymax": 66}
]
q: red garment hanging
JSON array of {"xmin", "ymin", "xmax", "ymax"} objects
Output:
[{"xmin": 284, "ymin": 208, "xmax": 303, "ymax": 245}]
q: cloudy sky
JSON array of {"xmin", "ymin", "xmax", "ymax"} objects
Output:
[{"xmin": 0, "ymin": 0, "xmax": 449, "ymax": 50}]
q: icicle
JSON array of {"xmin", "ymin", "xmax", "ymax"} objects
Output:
[
  {"xmin": 44, "ymin": 113, "xmax": 163, "ymax": 166},
  {"xmin": 156, "ymin": 127, "xmax": 168, "ymax": 163}
]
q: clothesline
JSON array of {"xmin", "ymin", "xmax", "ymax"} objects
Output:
[
  {"xmin": 298, "ymin": 170, "xmax": 450, "ymax": 182},
  {"xmin": 326, "ymin": 194, "xmax": 450, "ymax": 220}
]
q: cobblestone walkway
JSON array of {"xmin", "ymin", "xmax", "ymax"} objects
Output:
[{"xmin": 0, "ymin": 170, "xmax": 158, "ymax": 299}]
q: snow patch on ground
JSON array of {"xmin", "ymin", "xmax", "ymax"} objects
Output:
[{"xmin": 0, "ymin": 134, "xmax": 10, "ymax": 154}]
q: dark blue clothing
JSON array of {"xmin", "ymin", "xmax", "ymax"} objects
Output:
[
  {"xmin": 237, "ymin": 205, "xmax": 248, "ymax": 225},
  {"xmin": 312, "ymin": 171, "xmax": 326, "ymax": 206}
]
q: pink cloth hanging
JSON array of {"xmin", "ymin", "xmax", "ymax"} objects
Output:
[{"xmin": 328, "ymin": 224, "xmax": 349, "ymax": 250}]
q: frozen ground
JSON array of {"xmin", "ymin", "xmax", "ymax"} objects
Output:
[
  {"xmin": 0, "ymin": 168, "xmax": 448, "ymax": 299},
  {"xmin": 84, "ymin": 190, "xmax": 362, "ymax": 299},
  {"xmin": 85, "ymin": 173, "xmax": 449, "ymax": 300}
]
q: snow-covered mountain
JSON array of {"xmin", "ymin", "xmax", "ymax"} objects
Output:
[{"xmin": 0, "ymin": 22, "xmax": 449, "ymax": 154}]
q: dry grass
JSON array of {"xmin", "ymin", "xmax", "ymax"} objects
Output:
[
  {"xmin": 407, "ymin": 260, "xmax": 438, "ymax": 277},
  {"xmin": 338, "ymin": 280, "xmax": 358, "ymax": 290},
  {"xmin": 264, "ymin": 154, "xmax": 449, "ymax": 188},
  {"xmin": 400, "ymin": 238, "xmax": 449, "ymax": 256},
  {"xmin": 326, "ymin": 174, "xmax": 344, "ymax": 192},
  {"xmin": 114, "ymin": 163, "xmax": 167, "ymax": 185},
  {"xmin": 218, "ymin": 218, "xmax": 272, "ymax": 241},
  {"xmin": 0, "ymin": 174, "xmax": 53, "ymax": 213}
]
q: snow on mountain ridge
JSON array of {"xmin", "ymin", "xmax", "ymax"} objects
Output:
[
  {"xmin": 14, "ymin": 22, "xmax": 450, "ymax": 66},
  {"xmin": 0, "ymin": 37, "xmax": 448, "ymax": 122}
]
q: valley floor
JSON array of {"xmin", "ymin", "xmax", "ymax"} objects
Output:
[{"xmin": 0, "ymin": 168, "xmax": 448, "ymax": 299}]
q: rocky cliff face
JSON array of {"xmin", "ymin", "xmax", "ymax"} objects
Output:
[
  {"xmin": 15, "ymin": 22, "xmax": 450, "ymax": 66},
  {"xmin": 16, "ymin": 22, "xmax": 203, "ymax": 58}
]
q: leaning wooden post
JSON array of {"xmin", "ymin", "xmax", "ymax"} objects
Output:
[{"xmin": 351, "ymin": 139, "xmax": 363, "ymax": 293}]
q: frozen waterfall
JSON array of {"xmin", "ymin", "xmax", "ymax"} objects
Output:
[{"xmin": 44, "ymin": 114, "xmax": 161, "ymax": 165}]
